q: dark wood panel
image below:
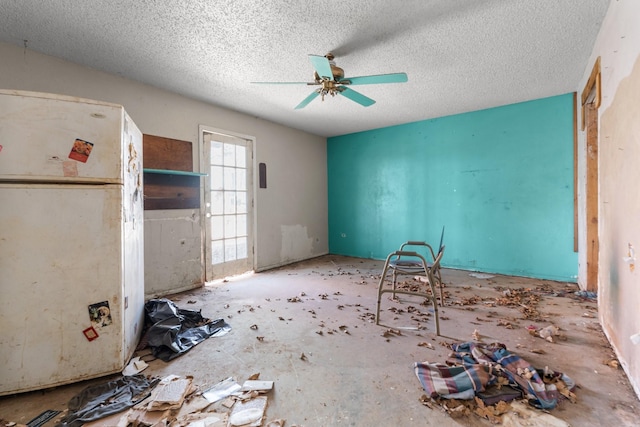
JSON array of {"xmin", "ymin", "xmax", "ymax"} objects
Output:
[
  {"xmin": 144, "ymin": 173, "xmax": 200, "ymax": 210},
  {"xmin": 143, "ymin": 134, "xmax": 193, "ymax": 171}
]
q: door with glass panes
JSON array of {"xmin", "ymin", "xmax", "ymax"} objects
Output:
[{"xmin": 202, "ymin": 130, "xmax": 254, "ymax": 281}]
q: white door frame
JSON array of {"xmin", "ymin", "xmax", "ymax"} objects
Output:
[{"xmin": 199, "ymin": 125, "xmax": 256, "ymax": 282}]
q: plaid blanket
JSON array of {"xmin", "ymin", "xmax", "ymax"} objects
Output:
[
  {"xmin": 415, "ymin": 342, "xmax": 572, "ymax": 409},
  {"xmin": 414, "ymin": 362, "xmax": 496, "ymax": 399}
]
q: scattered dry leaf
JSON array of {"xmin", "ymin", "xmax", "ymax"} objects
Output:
[
  {"xmin": 300, "ymin": 353, "xmax": 308, "ymax": 361},
  {"xmin": 605, "ymin": 359, "xmax": 620, "ymax": 369}
]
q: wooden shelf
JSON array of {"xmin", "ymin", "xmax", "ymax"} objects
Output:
[{"xmin": 144, "ymin": 168, "xmax": 207, "ymax": 177}]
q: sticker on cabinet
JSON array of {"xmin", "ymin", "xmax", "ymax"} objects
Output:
[
  {"xmin": 69, "ymin": 138, "xmax": 94, "ymax": 163},
  {"xmin": 88, "ymin": 301, "xmax": 113, "ymax": 328}
]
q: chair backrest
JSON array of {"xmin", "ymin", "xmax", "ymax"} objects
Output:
[{"xmin": 437, "ymin": 226, "xmax": 445, "ymax": 254}]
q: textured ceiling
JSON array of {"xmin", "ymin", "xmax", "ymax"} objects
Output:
[{"xmin": 0, "ymin": 0, "xmax": 610, "ymax": 137}]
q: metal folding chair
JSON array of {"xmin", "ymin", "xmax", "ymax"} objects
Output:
[{"xmin": 375, "ymin": 248, "xmax": 444, "ymax": 335}]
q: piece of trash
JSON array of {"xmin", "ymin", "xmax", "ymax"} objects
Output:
[
  {"xmin": 469, "ymin": 273, "xmax": 495, "ymax": 279},
  {"xmin": 417, "ymin": 342, "xmax": 434, "ymax": 349},
  {"xmin": 530, "ymin": 348, "xmax": 546, "ymax": 354},
  {"xmin": 221, "ymin": 397, "xmax": 236, "ymax": 408},
  {"xmin": 300, "ymin": 352, "xmax": 308, "ymax": 361},
  {"xmin": 228, "ymin": 396, "xmax": 268, "ymax": 427},
  {"xmin": 575, "ymin": 290, "xmax": 597, "ymax": 300},
  {"xmin": 122, "ymin": 356, "xmax": 149, "ymax": 376},
  {"xmin": 241, "ymin": 380, "xmax": 274, "ymax": 392},
  {"xmin": 287, "ymin": 296, "xmax": 301, "ymax": 303},
  {"xmin": 146, "ymin": 375, "xmax": 194, "ymax": 411},
  {"xmin": 229, "ymin": 408, "xmax": 263, "ymax": 426},
  {"xmin": 256, "ymin": 336, "xmax": 265, "ymax": 342},
  {"xmin": 143, "ymin": 298, "xmax": 231, "ymax": 361},
  {"xmin": 502, "ymin": 400, "xmax": 571, "ymax": 426},
  {"xmin": 248, "ymin": 373, "xmax": 260, "ymax": 380},
  {"xmin": 172, "ymin": 412, "xmax": 227, "ymax": 427},
  {"xmin": 26, "ymin": 409, "xmax": 61, "ymax": 427},
  {"xmin": 187, "ymin": 300, "xmax": 197, "ymax": 304},
  {"xmin": 316, "ymin": 330, "xmax": 324, "ymax": 335},
  {"xmin": 250, "ymin": 324, "xmax": 258, "ymax": 330},
  {"xmin": 472, "ymin": 329, "xmax": 481, "ymax": 340},
  {"xmin": 537, "ymin": 325, "xmax": 561, "ymax": 343},
  {"xmin": 202, "ymin": 377, "xmax": 242, "ymax": 403}
]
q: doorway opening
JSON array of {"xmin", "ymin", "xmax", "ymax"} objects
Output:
[{"xmin": 581, "ymin": 57, "xmax": 601, "ymax": 292}]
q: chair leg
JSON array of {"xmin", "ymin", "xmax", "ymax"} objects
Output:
[
  {"xmin": 436, "ymin": 270, "xmax": 444, "ymax": 307},
  {"xmin": 391, "ymin": 270, "xmax": 398, "ymax": 299},
  {"xmin": 375, "ymin": 260, "xmax": 392, "ymax": 325},
  {"xmin": 433, "ymin": 295, "xmax": 440, "ymax": 336}
]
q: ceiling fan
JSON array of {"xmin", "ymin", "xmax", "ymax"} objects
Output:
[{"xmin": 252, "ymin": 53, "xmax": 408, "ymax": 109}]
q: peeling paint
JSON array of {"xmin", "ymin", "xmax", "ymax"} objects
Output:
[{"xmin": 280, "ymin": 224, "xmax": 314, "ymax": 262}]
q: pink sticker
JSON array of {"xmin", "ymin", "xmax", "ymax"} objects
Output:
[
  {"xmin": 63, "ymin": 161, "xmax": 78, "ymax": 177},
  {"xmin": 69, "ymin": 138, "xmax": 94, "ymax": 163}
]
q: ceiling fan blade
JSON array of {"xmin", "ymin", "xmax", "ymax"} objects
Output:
[
  {"xmin": 251, "ymin": 81, "xmax": 313, "ymax": 85},
  {"xmin": 309, "ymin": 54, "xmax": 334, "ymax": 80},
  {"xmin": 341, "ymin": 72, "xmax": 408, "ymax": 85},
  {"xmin": 294, "ymin": 91, "xmax": 320, "ymax": 110},
  {"xmin": 338, "ymin": 87, "xmax": 375, "ymax": 107}
]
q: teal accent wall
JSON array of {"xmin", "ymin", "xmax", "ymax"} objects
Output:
[{"xmin": 327, "ymin": 93, "xmax": 577, "ymax": 282}]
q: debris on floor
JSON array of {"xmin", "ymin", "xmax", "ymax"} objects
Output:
[
  {"xmin": 141, "ymin": 298, "xmax": 231, "ymax": 361},
  {"xmin": 529, "ymin": 324, "xmax": 565, "ymax": 343},
  {"xmin": 22, "ymin": 409, "xmax": 61, "ymax": 427},
  {"xmin": 203, "ymin": 378, "xmax": 242, "ymax": 403},
  {"xmin": 469, "ymin": 273, "xmax": 496, "ymax": 279},
  {"xmin": 502, "ymin": 400, "xmax": 571, "ymax": 427},
  {"xmin": 414, "ymin": 341, "xmax": 576, "ymax": 424},
  {"xmin": 72, "ymin": 373, "xmax": 278, "ymax": 426},
  {"xmin": 122, "ymin": 356, "xmax": 149, "ymax": 376},
  {"xmin": 228, "ymin": 396, "xmax": 268, "ymax": 426}
]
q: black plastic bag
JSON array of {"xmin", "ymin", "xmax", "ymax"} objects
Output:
[
  {"xmin": 57, "ymin": 374, "xmax": 158, "ymax": 427},
  {"xmin": 143, "ymin": 298, "xmax": 231, "ymax": 361}
]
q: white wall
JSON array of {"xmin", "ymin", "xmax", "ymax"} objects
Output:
[
  {"xmin": 0, "ymin": 41, "xmax": 328, "ymax": 296},
  {"xmin": 577, "ymin": 0, "xmax": 640, "ymax": 398}
]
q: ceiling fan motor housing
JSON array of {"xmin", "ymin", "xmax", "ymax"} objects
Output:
[{"xmin": 313, "ymin": 66, "xmax": 344, "ymax": 82}]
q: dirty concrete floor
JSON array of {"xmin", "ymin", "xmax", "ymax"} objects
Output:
[{"xmin": 0, "ymin": 255, "xmax": 638, "ymax": 426}]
